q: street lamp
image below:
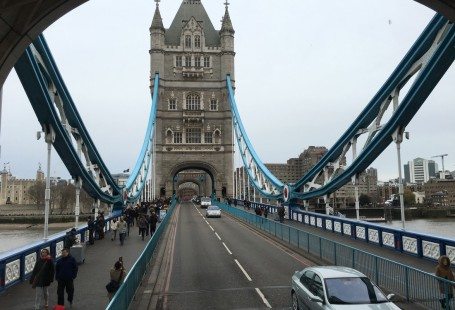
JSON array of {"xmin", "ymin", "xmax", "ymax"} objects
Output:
[
  {"xmin": 393, "ymin": 128, "xmax": 409, "ymax": 230},
  {"xmin": 37, "ymin": 125, "xmax": 55, "ymax": 240}
]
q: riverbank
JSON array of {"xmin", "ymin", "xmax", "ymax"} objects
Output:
[{"xmin": 0, "ymin": 214, "xmax": 92, "ymax": 224}]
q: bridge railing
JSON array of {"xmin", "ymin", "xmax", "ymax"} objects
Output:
[
  {"xmin": 232, "ymin": 199, "xmax": 455, "ymax": 263},
  {"xmin": 106, "ymin": 197, "xmax": 177, "ymax": 310},
  {"xmin": 0, "ymin": 211, "xmax": 122, "ymax": 293},
  {"xmin": 288, "ymin": 207, "xmax": 455, "ymax": 263},
  {"xmin": 218, "ymin": 203, "xmax": 455, "ymax": 309}
]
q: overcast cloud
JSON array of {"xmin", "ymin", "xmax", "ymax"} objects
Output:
[{"xmin": 1, "ymin": 0, "xmax": 454, "ymax": 182}]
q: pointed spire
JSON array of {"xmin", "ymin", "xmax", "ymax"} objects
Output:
[
  {"xmin": 221, "ymin": 1, "xmax": 234, "ymax": 34},
  {"xmin": 151, "ymin": 0, "xmax": 165, "ymax": 31}
]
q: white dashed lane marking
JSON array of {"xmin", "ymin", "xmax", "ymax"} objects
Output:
[
  {"xmin": 222, "ymin": 242, "xmax": 232, "ymax": 255},
  {"xmin": 235, "ymin": 259, "xmax": 252, "ymax": 282},
  {"xmin": 255, "ymin": 288, "xmax": 272, "ymax": 308},
  {"xmin": 215, "ymin": 232, "xmax": 221, "ymax": 240}
]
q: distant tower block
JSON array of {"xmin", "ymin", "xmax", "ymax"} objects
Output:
[{"xmin": 150, "ymin": 1, "xmax": 234, "ymax": 198}]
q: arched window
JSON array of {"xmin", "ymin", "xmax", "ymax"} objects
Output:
[
  {"xmin": 169, "ymin": 98, "xmax": 177, "ymax": 110},
  {"xmin": 185, "ymin": 35, "xmax": 192, "ymax": 48},
  {"xmin": 194, "ymin": 35, "xmax": 201, "ymax": 48},
  {"xmin": 210, "ymin": 99, "xmax": 218, "ymax": 111},
  {"xmin": 186, "ymin": 94, "xmax": 200, "ymax": 110},
  {"xmin": 214, "ymin": 129, "xmax": 221, "ymax": 144}
]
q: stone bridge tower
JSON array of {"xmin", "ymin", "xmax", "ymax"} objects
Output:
[{"xmin": 150, "ymin": 0, "xmax": 235, "ymax": 198}]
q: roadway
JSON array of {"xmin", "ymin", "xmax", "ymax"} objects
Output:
[{"xmin": 139, "ymin": 202, "xmax": 314, "ymax": 309}]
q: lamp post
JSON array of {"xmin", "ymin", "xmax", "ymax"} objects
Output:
[
  {"xmin": 393, "ymin": 128, "xmax": 409, "ymax": 230},
  {"xmin": 75, "ymin": 177, "xmax": 82, "ymax": 228},
  {"xmin": 37, "ymin": 125, "xmax": 55, "ymax": 240}
]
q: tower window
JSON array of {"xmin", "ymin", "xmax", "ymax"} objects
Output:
[
  {"xmin": 195, "ymin": 35, "xmax": 201, "ymax": 48},
  {"xmin": 176, "ymin": 56, "xmax": 182, "ymax": 67},
  {"xmin": 186, "ymin": 94, "xmax": 200, "ymax": 110},
  {"xmin": 210, "ymin": 99, "xmax": 218, "ymax": 111},
  {"xmin": 204, "ymin": 132, "xmax": 213, "ymax": 144},
  {"xmin": 169, "ymin": 98, "xmax": 177, "ymax": 110},
  {"xmin": 174, "ymin": 132, "xmax": 182, "ymax": 144},
  {"xmin": 185, "ymin": 35, "xmax": 192, "ymax": 48},
  {"xmin": 186, "ymin": 128, "xmax": 201, "ymax": 143},
  {"xmin": 195, "ymin": 56, "xmax": 201, "ymax": 68},
  {"xmin": 204, "ymin": 56, "xmax": 210, "ymax": 68},
  {"xmin": 184, "ymin": 56, "xmax": 191, "ymax": 67}
]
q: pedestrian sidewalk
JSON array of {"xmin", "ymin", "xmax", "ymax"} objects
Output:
[{"xmin": 0, "ymin": 227, "xmax": 152, "ymax": 310}]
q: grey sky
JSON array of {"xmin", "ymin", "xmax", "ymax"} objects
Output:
[{"xmin": 1, "ymin": 0, "xmax": 454, "ymax": 183}]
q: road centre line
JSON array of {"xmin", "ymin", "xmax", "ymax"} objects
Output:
[
  {"xmin": 223, "ymin": 242, "xmax": 232, "ymax": 255},
  {"xmin": 215, "ymin": 232, "xmax": 221, "ymax": 240},
  {"xmin": 255, "ymin": 288, "xmax": 272, "ymax": 308},
  {"xmin": 209, "ymin": 225, "xmax": 214, "ymax": 231},
  {"xmin": 235, "ymin": 259, "xmax": 252, "ymax": 282}
]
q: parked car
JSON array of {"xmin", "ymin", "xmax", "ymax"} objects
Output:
[
  {"xmin": 206, "ymin": 206, "xmax": 221, "ymax": 218},
  {"xmin": 200, "ymin": 197, "xmax": 211, "ymax": 208},
  {"xmin": 291, "ymin": 266, "xmax": 399, "ymax": 310}
]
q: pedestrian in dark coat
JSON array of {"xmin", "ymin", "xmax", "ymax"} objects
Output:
[
  {"xmin": 138, "ymin": 215, "xmax": 147, "ymax": 241},
  {"xmin": 149, "ymin": 212, "xmax": 158, "ymax": 236},
  {"xmin": 436, "ymin": 255, "xmax": 455, "ymax": 308},
  {"xmin": 263, "ymin": 207, "xmax": 269, "ymax": 218},
  {"xmin": 30, "ymin": 248, "xmax": 54, "ymax": 310},
  {"xmin": 278, "ymin": 206, "xmax": 285, "ymax": 223},
  {"xmin": 87, "ymin": 218, "xmax": 95, "ymax": 245},
  {"xmin": 55, "ymin": 248, "xmax": 78, "ymax": 307}
]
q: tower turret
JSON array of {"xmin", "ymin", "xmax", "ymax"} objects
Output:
[
  {"xmin": 150, "ymin": 0, "xmax": 165, "ymax": 77},
  {"xmin": 220, "ymin": 2, "xmax": 235, "ymax": 79}
]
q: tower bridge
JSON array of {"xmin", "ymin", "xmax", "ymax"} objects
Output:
[{"xmin": 1, "ymin": 1, "xmax": 455, "ymax": 309}]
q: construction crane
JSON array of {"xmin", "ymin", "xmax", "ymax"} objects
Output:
[{"xmin": 432, "ymin": 154, "xmax": 448, "ymax": 179}]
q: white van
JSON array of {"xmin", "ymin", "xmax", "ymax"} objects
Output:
[{"xmin": 200, "ymin": 197, "xmax": 211, "ymax": 208}]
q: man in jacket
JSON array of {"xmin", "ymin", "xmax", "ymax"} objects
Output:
[
  {"xmin": 55, "ymin": 248, "xmax": 78, "ymax": 307},
  {"xmin": 30, "ymin": 248, "xmax": 55, "ymax": 310},
  {"xmin": 149, "ymin": 211, "xmax": 158, "ymax": 236}
]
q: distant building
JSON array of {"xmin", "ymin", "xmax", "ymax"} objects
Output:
[
  {"xmin": 0, "ymin": 166, "xmax": 44, "ymax": 205},
  {"xmin": 378, "ymin": 180, "xmax": 399, "ymax": 204},
  {"xmin": 423, "ymin": 179, "xmax": 455, "ymax": 207},
  {"xmin": 111, "ymin": 173, "xmax": 130, "ymax": 187},
  {"xmin": 404, "ymin": 158, "xmax": 437, "ymax": 184}
]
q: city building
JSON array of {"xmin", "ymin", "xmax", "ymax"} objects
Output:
[
  {"xmin": 423, "ymin": 179, "xmax": 455, "ymax": 207},
  {"xmin": 151, "ymin": 0, "xmax": 234, "ymax": 198},
  {"xmin": 0, "ymin": 166, "xmax": 44, "ymax": 205},
  {"xmin": 404, "ymin": 158, "xmax": 438, "ymax": 184}
]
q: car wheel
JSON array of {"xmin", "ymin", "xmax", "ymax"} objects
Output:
[{"xmin": 292, "ymin": 292, "xmax": 299, "ymax": 310}]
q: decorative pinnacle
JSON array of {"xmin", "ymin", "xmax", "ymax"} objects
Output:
[
  {"xmin": 155, "ymin": 0, "xmax": 160, "ymax": 7},
  {"xmin": 224, "ymin": 0, "xmax": 230, "ymax": 9}
]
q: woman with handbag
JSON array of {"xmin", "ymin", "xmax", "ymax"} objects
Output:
[
  {"xmin": 30, "ymin": 248, "xmax": 55, "ymax": 310},
  {"xmin": 106, "ymin": 259, "xmax": 126, "ymax": 300}
]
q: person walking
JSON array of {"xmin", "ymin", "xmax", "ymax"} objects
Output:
[
  {"xmin": 149, "ymin": 211, "xmax": 158, "ymax": 236},
  {"xmin": 55, "ymin": 248, "xmax": 78, "ymax": 308},
  {"xmin": 106, "ymin": 258, "xmax": 127, "ymax": 301},
  {"xmin": 436, "ymin": 255, "xmax": 455, "ymax": 309},
  {"xmin": 117, "ymin": 217, "xmax": 127, "ymax": 246},
  {"xmin": 263, "ymin": 207, "xmax": 269, "ymax": 219},
  {"xmin": 97, "ymin": 213, "xmax": 105, "ymax": 240},
  {"xmin": 138, "ymin": 215, "xmax": 147, "ymax": 241},
  {"xmin": 30, "ymin": 248, "xmax": 55, "ymax": 310},
  {"xmin": 278, "ymin": 206, "xmax": 285, "ymax": 223},
  {"xmin": 111, "ymin": 219, "xmax": 118, "ymax": 241},
  {"xmin": 87, "ymin": 218, "xmax": 95, "ymax": 245}
]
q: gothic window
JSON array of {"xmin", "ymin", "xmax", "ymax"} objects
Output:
[
  {"xmin": 204, "ymin": 132, "xmax": 213, "ymax": 144},
  {"xmin": 184, "ymin": 56, "xmax": 191, "ymax": 67},
  {"xmin": 210, "ymin": 99, "xmax": 218, "ymax": 111},
  {"xmin": 185, "ymin": 35, "xmax": 192, "ymax": 48},
  {"xmin": 186, "ymin": 94, "xmax": 200, "ymax": 110},
  {"xmin": 174, "ymin": 132, "xmax": 182, "ymax": 144},
  {"xmin": 195, "ymin": 35, "xmax": 201, "ymax": 48},
  {"xmin": 214, "ymin": 129, "xmax": 221, "ymax": 144},
  {"xmin": 186, "ymin": 128, "xmax": 201, "ymax": 143},
  {"xmin": 166, "ymin": 129, "xmax": 173, "ymax": 144},
  {"xmin": 176, "ymin": 56, "xmax": 182, "ymax": 67},
  {"xmin": 194, "ymin": 56, "xmax": 201, "ymax": 68},
  {"xmin": 169, "ymin": 98, "xmax": 177, "ymax": 110},
  {"xmin": 204, "ymin": 56, "xmax": 210, "ymax": 68}
]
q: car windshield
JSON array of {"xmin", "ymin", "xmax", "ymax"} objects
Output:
[
  {"xmin": 207, "ymin": 206, "xmax": 220, "ymax": 211},
  {"xmin": 201, "ymin": 198, "xmax": 211, "ymax": 202},
  {"xmin": 325, "ymin": 277, "xmax": 388, "ymax": 305}
]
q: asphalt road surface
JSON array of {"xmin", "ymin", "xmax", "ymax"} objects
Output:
[{"xmin": 159, "ymin": 202, "xmax": 313, "ymax": 309}]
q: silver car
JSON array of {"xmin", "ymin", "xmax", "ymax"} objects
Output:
[
  {"xmin": 206, "ymin": 205, "xmax": 221, "ymax": 218},
  {"xmin": 291, "ymin": 266, "xmax": 399, "ymax": 310}
]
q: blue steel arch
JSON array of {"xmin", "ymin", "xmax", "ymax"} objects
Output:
[
  {"xmin": 14, "ymin": 34, "xmax": 159, "ymax": 207},
  {"xmin": 227, "ymin": 13, "xmax": 455, "ymax": 203}
]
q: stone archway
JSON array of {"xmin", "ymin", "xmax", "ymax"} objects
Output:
[{"xmin": 166, "ymin": 161, "xmax": 220, "ymax": 198}]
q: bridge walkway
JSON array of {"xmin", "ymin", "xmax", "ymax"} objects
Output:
[
  {"xmin": 0, "ymin": 227, "xmax": 151, "ymax": 310},
  {"xmin": 234, "ymin": 205, "xmax": 438, "ymax": 274}
]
